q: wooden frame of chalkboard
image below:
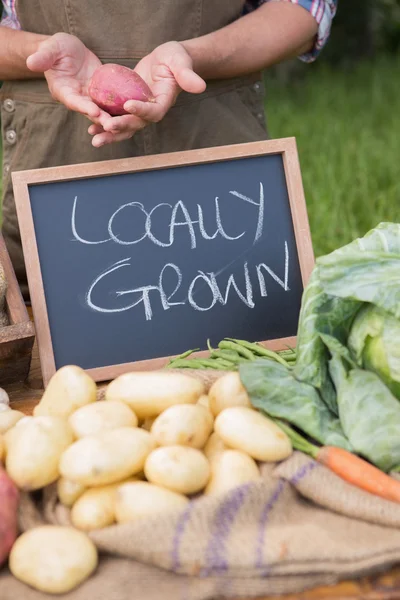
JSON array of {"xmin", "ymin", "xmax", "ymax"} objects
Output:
[{"xmin": 13, "ymin": 138, "xmax": 314, "ymax": 386}]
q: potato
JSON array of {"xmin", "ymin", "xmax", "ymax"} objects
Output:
[
  {"xmin": 151, "ymin": 404, "xmax": 213, "ymax": 449},
  {"xmin": 69, "ymin": 400, "xmax": 138, "ymax": 438},
  {"xmin": 60, "ymin": 427, "xmax": 155, "ymax": 486},
  {"xmin": 205, "ymin": 450, "xmax": 261, "ymax": 496},
  {"xmin": 197, "ymin": 394, "xmax": 210, "ymax": 410},
  {"xmin": 71, "ymin": 484, "xmax": 117, "ymax": 531},
  {"xmin": 0, "ymin": 465, "xmax": 19, "ymax": 567},
  {"xmin": 6, "ymin": 416, "xmax": 74, "ymax": 490},
  {"xmin": 89, "ymin": 64, "xmax": 154, "ymax": 116},
  {"xmin": 215, "ymin": 407, "xmax": 292, "ymax": 462},
  {"xmin": 9, "ymin": 526, "xmax": 98, "ymax": 594},
  {"xmin": 57, "ymin": 478, "xmax": 86, "ymax": 508},
  {"xmin": 203, "ymin": 432, "xmax": 228, "ymax": 464},
  {"xmin": 145, "ymin": 446, "xmax": 210, "ymax": 495},
  {"xmin": 71, "ymin": 476, "xmax": 140, "ymax": 531},
  {"xmin": 105, "ymin": 371, "xmax": 204, "ymax": 420},
  {"xmin": 208, "ymin": 372, "xmax": 251, "ymax": 416},
  {"xmin": 34, "ymin": 365, "xmax": 97, "ymax": 419},
  {"xmin": 0, "ymin": 409, "xmax": 24, "ymax": 434},
  {"xmin": 116, "ymin": 481, "xmax": 188, "ymax": 523},
  {"xmin": 0, "ymin": 388, "xmax": 9, "ymax": 406}
]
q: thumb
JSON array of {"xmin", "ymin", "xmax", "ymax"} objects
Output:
[
  {"xmin": 26, "ymin": 38, "xmax": 61, "ymax": 73},
  {"xmin": 169, "ymin": 51, "xmax": 206, "ymax": 95}
]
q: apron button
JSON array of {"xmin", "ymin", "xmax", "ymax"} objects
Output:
[
  {"xmin": 3, "ymin": 99, "xmax": 15, "ymax": 113},
  {"xmin": 3, "ymin": 163, "xmax": 10, "ymax": 175},
  {"xmin": 253, "ymin": 83, "xmax": 261, "ymax": 92},
  {"xmin": 5, "ymin": 129, "xmax": 17, "ymax": 145}
]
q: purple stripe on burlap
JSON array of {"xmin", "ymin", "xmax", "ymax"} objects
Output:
[
  {"xmin": 201, "ymin": 483, "xmax": 252, "ymax": 576},
  {"xmin": 255, "ymin": 479, "xmax": 286, "ymax": 570},
  {"xmin": 171, "ymin": 502, "xmax": 196, "ymax": 571},
  {"xmin": 255, "ymin": 460, "xmax": 318, "ymax": 574}
]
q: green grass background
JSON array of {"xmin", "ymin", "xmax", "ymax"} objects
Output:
[
  {"xmin": 0, "ymin": 56, "xmax": 399, "ymax": 258},
  {"xmin": 266, "ymin": 55, "xmax": 400, "ymax": 257}
]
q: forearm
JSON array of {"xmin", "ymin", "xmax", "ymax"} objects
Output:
[
  {"xmin": 0, "ymin": 28, "xmax": 48, "ymax": 79},
  {"xmin": 182, "ymin": 2, "xmax": 318, "ymax": 80}
]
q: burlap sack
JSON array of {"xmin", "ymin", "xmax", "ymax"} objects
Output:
[
  {"xmin": 3, "ymin": 452, "xmax": 400, "ymax": 600},
  {"xmin": 3, "ymin": 369, "xmax": 400, "ymax": 599}
]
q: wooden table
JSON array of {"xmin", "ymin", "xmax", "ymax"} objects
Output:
[{"xmin": 5, "ymin": 340, "xmax": 400, "ymax": 600}]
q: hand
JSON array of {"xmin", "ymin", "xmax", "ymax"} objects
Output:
[
  {"xmin": 26, "ymin": 32, "xmax": 110, "ymax": 127},
  {"xmin": 88, "ymin": 41, "xmax": 206, "ymax": 147}
]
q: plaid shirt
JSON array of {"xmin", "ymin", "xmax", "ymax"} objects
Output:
[{"xmin": 1, "ymin": 0, "xmax": 337, "ymax": 62}]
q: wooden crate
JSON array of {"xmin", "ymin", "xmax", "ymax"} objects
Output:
[{"xmin": 0, "ymin": 234, "xmax": 35, "ymax": 385}]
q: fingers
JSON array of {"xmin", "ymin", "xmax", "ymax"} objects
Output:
[
  {"xmin": 63, "ymin": 93, "xmax": 105, "ymax": 122},
  {"xmin": 100, "ymin": 114, "xmax": 148, "ymax": 134},
  {"xmin": 91, "ymin": 130, "xmax": 135, "ymax": 147},
  {"xmin": 26, "ymin": 39, "xmax": 60, "ymax": 73},
  {"xmin": 87, "ymin": 120, "xmax": 145, "ymax": 147},
  {"xmin": 174, "ymin": 67, "xmax": 206, "ymax": 94},
  {"xmin": 123, "ymin": 99, "xmax": 166, "ymax": 122},
  {"xmin": 167, "ymin": 50, "xmax": 206, "ymax": 94}
]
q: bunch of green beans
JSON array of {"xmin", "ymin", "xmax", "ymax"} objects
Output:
[{"xmin": 166, "ymin": 338, "xmax": 296, "ymax": 371}]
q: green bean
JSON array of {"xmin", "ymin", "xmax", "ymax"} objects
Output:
[
  {"xmin": 210, "ymin": 349, "xmax": 245, "ymax": 365},
  {"xmin": 219, "ymin": 340, "xmax": 255, "ymax": 360},
  {"xmin": 166, "ymin": 348, "xmax": 199, "ymax": 365},
  {"xmin": 227, "ymin": 338, "xmax": 289, "ymax": 367}
]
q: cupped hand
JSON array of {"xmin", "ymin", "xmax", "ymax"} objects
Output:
[
  {"xmin": 88, "ymin": 41, "xmax": 206, "ymax": 147},
  {"xmin": 27, "ymin": 32, "xmax": 110, "ymax": 127}
]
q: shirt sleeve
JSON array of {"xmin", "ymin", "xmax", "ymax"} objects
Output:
[
  {"xmin": 1, "ymin": 1, "xmax": 21, "ymax": 29},
  {"xmin": 244, "ymin": 0, "xmax": 338, "ymax": 62}
]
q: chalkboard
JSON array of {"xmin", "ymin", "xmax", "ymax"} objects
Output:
[{"xmin": 13, "ymin": 138, "xmax": 314, "ymax": 385}]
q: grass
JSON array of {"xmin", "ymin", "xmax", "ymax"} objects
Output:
[{"xmin": 265, "ymin": 54, "xmax": 400, "ymax": 257}]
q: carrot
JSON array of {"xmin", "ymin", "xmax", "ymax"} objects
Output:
[
  {"xmin": 274, "ymin": 418, "xmax": 400, "ymax": 504},
  {"xmin": 316, "ymin": 446, "xmax": 400, "ymax": 504}
]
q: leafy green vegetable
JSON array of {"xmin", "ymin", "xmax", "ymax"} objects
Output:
[
  {"xmin": 294, "ymin": 222, "xmax": 400, "ymax": 409},
  {"xmin": 347, "ymin": 304, "xmax": 400, "ymax": 400},
  {"xmin": 239, "ymin": 360, "xmax": 351, "ymax": 450},
  {"xmin": 329, "ymin": 353, "xmax": 400, "ymax": 472}
]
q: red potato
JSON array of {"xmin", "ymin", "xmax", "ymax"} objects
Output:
[
  {"xmin": 0, "ymin": 465, "xmax": 19, "ymax": 566},
  {"xmin": 88, "ymin": 64, "xmax": 154, "ymax": 116}
]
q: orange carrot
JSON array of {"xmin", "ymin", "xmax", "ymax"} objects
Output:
[
  {"xmin": 316, "ymin": 446, "xmax": 400, "ymax": 504},
  {"xmin": 274, "ymin": 418, "xmax": 400, "ymax": 504}
]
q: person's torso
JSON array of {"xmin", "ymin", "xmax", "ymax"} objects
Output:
[{"xmin": 18, "ymin": 0, "xmax": 247, "ymax": 60}]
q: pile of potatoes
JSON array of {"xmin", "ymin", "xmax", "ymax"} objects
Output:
[{"xmin": 0, "ymin": 366, "xmax": 292, "ymax": 594}]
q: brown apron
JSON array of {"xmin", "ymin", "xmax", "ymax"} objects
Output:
[{"xmin": 0, "ymin": 0, "xmax": 268, "ymax": 300}]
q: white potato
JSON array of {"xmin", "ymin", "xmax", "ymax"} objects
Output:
[
  {"xmin": 34, "ymin": 365, "xmax": 97, "ymax": 419},
  {"xmin": 0, "ymin": 409, "xmax": 24, "ymax": 434},
  {"xmin": 215, "ymin": 407, "xmax": 292, "ymax": 462},
  {"xmin": 151, "ymin": 404, "xmax": 213, "ymax": 449},
  {"xmin": 205, "ymin": 450, "xmax": 261, "ymax": 496},
  {"xmin": 203, "ymin": 432, "xmax": 228, "ymax": 464},
  {"xmin": 9, "ymin": 525, "xmax": 98, "ymax": 594},
  {"xmin": 60, "ymin": 427, "xmax": 155, "ymax": 486},
  {"xmin": 57, "ymin": 478, "xmax": 86, "ymax": 507},
  {"xmin": 71, "ymin": 484, "xmax": 117, "ymax": 531},
  {"xmin": 145, "ymin": 446, "xmax": 210, "ymax": 495},
  {"xmin": 72, "ymin": 475, "xmax": 146, "ymax": 531},
  {"xmin": 0, "ymin": 387, "xmax": 9, "ymax": 406},
  {"xmin": 197, "ymin": 395, "xmax": 210, "ymax": 410},
  {"xmin": 68, "ymin": 400, "xmax": 138, "ymax": 438},
  {"xmin": 6, "ymin": 416, "xmax": 74, "ymax": 490},
  {"xmin": 116, "ymin": 481, "xmax": 188, "ymax": 523},
  {"xmin": 208, "ymin": 372, "xmax": 251, "ymax": 416},
  {"xmin": 105, "ymin": 371, "xmax": 204, "ymax": 419}
]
